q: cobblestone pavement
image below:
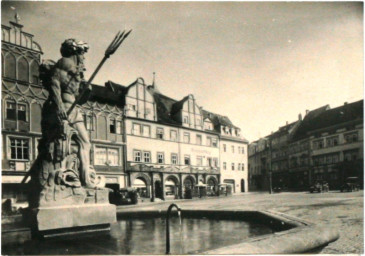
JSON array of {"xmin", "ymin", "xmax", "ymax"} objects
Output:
[{"xmin": 118, "ymin": 191, "xmax": 364, "ymax": 254}]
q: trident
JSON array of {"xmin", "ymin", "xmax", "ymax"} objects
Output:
[{"xmin": 67, "ymin": 30, "xmax": 132, "ymax": 116}]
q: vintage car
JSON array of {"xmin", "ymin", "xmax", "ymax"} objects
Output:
[
  {"xmin": 340, "ymin": 177, "xmax": 360, "ymax": 192},
  {"xmin": 109, "ymin": 187, "xmax": 139, "ymax": 205},
  {"xmin": 309, "ymin": 181, "xmax": 329, "ymax": 193}
]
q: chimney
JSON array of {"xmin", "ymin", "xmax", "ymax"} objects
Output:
[
  {"xmin": 151, "ymin": 72, "xmax": 156, "ymax": 89},
  {"xmin": 298, "ymin": 113, "xmax": 302, "ymax": 121}
]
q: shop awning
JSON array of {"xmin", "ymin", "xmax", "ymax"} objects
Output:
[
  {"xmin": 132, "ymin": 179, "xmax": 147, "ymax": 188},
  {"xmin": 165, "ymin": 180, "xmax": 175, "ymax": 186}
]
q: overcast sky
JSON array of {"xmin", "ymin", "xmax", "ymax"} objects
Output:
[{"xmin": 2, "ymin": 1, "xmax": 363, "ymax": 142}]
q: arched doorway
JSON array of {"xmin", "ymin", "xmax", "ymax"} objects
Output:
[
  {"xmin": 165, "ymin": 176, "xmax": 179, "ymax": 199},
  {"xmin": 132, "ymin": 177, "xmax": 149, "ymax": 198},
  {"xmin": 155, "ymin": 180, "xmax": 163, "ymax": 199},
  {"xmin": 183, "ymin": 176, "xmax": 195, "ymax": 199},
  {"xmin": 207, "ymin": 177, "xmax": 218, "ymax": 196},
  {"xmin": 241, "ymin": 179, "xmax": 245, "ymax": 192}
]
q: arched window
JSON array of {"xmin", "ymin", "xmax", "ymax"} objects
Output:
[
  {"xmin": 5, "ymin": 54, "xmax": 16, "ymax": 79},
  {"xmin": 17, "ymin": 57, "xmax": 29, "ymax": 82},
  {"xmin": 30, "ymin": 60, "xmax": 39, "ymax": 84}
]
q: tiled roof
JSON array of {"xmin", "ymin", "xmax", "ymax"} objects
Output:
[
  {"xmin": 292, "ymin": 100, "xmax": 363, "ymax": 140},
  {"xmin": 202, "ymin": 110, "xmax": 239, "ymax": 129},
  {"xmin": 89, "ymin": 83, "xmax": 125, "ymax": 107}
]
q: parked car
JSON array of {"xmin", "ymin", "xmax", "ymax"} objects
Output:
[
  {"xmin": 340, "ymin": 177, "xmax": 360, "ymax": 192},
  {"xmin": 109, "ymin": 187, "xmax": 139, "ymax": 205},
  {"xmin": 310, "ymin": 181, "xmax": 329, "ymax": 193}
]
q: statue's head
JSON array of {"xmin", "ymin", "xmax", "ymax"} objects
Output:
[{"xmin": 60, "ymin": 39, "xmax": 89, "ymax": 57}]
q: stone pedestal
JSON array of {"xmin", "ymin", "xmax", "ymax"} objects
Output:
[{"xmin": 24, "ymin": 203, "xmax": 116, "ymax": 237}]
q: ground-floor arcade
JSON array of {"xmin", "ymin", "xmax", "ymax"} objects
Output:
[{"xmin": 128, "ymin": 170, "xmax": 220, "ymax": 201}]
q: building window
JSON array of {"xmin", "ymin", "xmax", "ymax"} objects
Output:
[
  {"xmin": 144, "ymin": 152, "xmax": 151, "ymax": 163},
  {"xmin": 231, "ymin": 163, "xmax": 235, "ymax": 171},
  {"xmin": 84, "ymin": 114, "xmax": 94, "ymax": 131},
  {"xmin": 10, "ymin": 138, "xmax": 29, "ymax": 160},
  {"xmin": 171, "ymin": 153, "xmax": 178, "ymax": 165},
  {"xmin": 95, "ymin": 147, "xmax": 119, "ymax": 165},
  {"xmin": 206, "ymin": 137, "xmax": 212, "ymax": 146},
  {"xmin": 196, "ymin": 118, "xmax": 201, "ymax": 126},
  {"xmin": 157, "ymin": 128, "xmax": 164, "ymax": 139},
  {"xmin": 207, "ymin": 157, "xmax": 212, "ymax": 167},
  {"xmin": 223, "ymin": 144, "xmax": 226, "ymax": 152},
  {"xmin": 157, "ymin": 152, "xmax": 164, "ymax": 164},
  {"xmin": 212, "ymin": 138, "xmax": 218, "ymax": 147},
  {"xmin": 196, "ymin": 135, "xmax": 202, "ymax": 145},
  {"xmin": 242, "ymin": 163, "xmax": 245, "ymax": 171},
  {"xmin": 231, "ymin": 146, "xmax": 235, "ymax": 153},
  {"xmin": 109, "ymin": 119, "xmax": 116, "ymax": 133},
  {"xmin": 242, "ymin": 147, "xmax": 245, "ymax": 154},
  {"xmin": 313, "ymin": 139, "xmax": 324, "ymax": 149},
  {"xmin": 238, "ymin": 163, "xmax": 241, "ymax": 171},
  {"xmin": 17, "ymin": 104, "xmax": 27, "ymax": 121},
  {"xmin": 213, "ymin": 158, "xmax": 218, "ymax": 167},
  {"xmin": 223, "ymin": 162, "xmax": 227, "ymax": 170},
  {"xmin": 134, "ymin": 150, "xmax": 142, "ymax": 162},
  {"xmin": 238, "ymin": 147, "xmax": 241, "ymax": 154},
  {"xmin": 183, "ymin": 133, "xmax": 190, "ymax": 143},
  {"xmin": 344, "ymin": 132, "xmax": 358, "ymax": 143},
  {"xmin": 142, "ymin": 125, "xmax": 150, "ymax": 137},
  {"xmin": 184, "ymin": 155, "xmax": 190, "ymax": 165},
  {"xmin": 132, "ymin": 123, "xmax": 141, "ymax": 135},
  {"xmin": 326, "ymin": 136, "xmax": 339, "ymax": 147},
  {"xmin": 6, "ymin": 101, "xmax": 16, "ymax": 120},
  {"xmin": 183, "ymin": 116, "xmax": 189, "ymax": 124},
  {"xmin": 170, "ymin": 130, "xmax": 178, "ymax": 141},
  {"xmin": 196, "ymin": 156, "xmax": 203, "ymax": 166},
  {"xmin": 128, "ymin": 104, "xmax": 136, "ymax": 111}
]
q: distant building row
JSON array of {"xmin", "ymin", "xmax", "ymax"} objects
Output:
[
  {"xmin": 1, "ymin": 20, "xmax": 248, "ymax": 203},
  {"xmin": 248, "ymin": 100, "xmax": 363, "ymax": 191}
]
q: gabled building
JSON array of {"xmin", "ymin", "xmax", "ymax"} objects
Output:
[
  {"xmin": 302, "ymin": 100, "xmax": 363, "ymax": 189},
  {"xmin": 105, "ymin": 79, "xmax": 222, "ymax": 201},
  {"xmin": 270, "ymin": 120, "xmax": 300, "ymax": 190},
  {"xmin": 248, "ymin": 137, "xmax": 270, "ymax": 191},
  {"xmin": 288, "ymin": 105, "xmax": 330, "ymax": 190}
]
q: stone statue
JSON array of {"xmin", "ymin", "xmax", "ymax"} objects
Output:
[
  {"xmin": 27, "ymin": 39, "xmax": 107, "ymax": 208},
  {"xmin": 24, "ymin": 32, "xmax": 130, "ymax": 235}
]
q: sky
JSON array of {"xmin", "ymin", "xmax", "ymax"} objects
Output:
[{"xmin": 1, "ymin": 1, "xmax": 363, "ymax": 142}]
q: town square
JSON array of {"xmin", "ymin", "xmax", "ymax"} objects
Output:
[{"xmin": 1, "ymin": 1, "xmax": 363, "ymax": 255}]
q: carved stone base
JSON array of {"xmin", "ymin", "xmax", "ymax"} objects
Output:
[{"xmin": 24, "ymin": 204, "xmax": 116, "ymax": 235}]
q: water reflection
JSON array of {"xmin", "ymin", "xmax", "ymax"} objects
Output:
[{"xmin": 3, "ymin": 218, "xmax": 273, "ymax": 255}]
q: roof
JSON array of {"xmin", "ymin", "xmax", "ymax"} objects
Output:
[
  {"xmin": 202, "ymin": 110, "xmax": 239, "ymax": 129},
  {"xmin": 89, "ymin": 83, "xmax": 124, "ymax": 107},
  {"xmin": 101, "ymin": 79, "xmax": 244, "ymax": 135},
  {"xmin": 292, "ymin": 100, "xmax": 363, "ymax": 140}
]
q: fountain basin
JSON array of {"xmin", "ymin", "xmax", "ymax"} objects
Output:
[
  {"xmin": 2, "ymin": 209, "xmax": 339, "ymax": 254},
  {"xmin": 117, "ymin": 209, "xmax": 339, "ymax": 254}
]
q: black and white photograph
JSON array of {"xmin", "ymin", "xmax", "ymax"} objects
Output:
[{"xmin": 1, "ymin": 1, "xmax": 363, "ymax": 255}]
